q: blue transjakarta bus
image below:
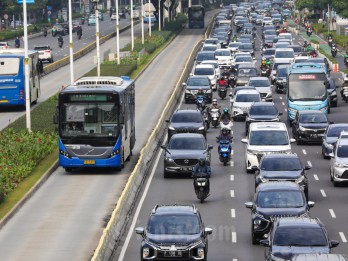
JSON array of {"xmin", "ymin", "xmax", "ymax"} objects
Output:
[
  {"xmin": 287, "ymin": 63, "xmax": 329, "ymax": 125},
  {"xmin": 55, "ymin": 76, "xmax": 135, "ymax": 172},
  {"xmin": 0, "ymin": 49, "xmax": 41, "ymax": 107}
]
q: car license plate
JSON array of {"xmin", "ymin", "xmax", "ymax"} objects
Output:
[
  {"xmin": 84, "ymin": 160, "xmax": 95, "ymax": 165},
  {"xmin": 0, "ymin": 100, "xmax": 8, "ymax": 103},
  {"xmin": 164, "ymin": 251, "xmax": 182, "ymax": 257},
  {"xmin": 181, "ymin": 167, "xmax": 192, "ymax": 171}
]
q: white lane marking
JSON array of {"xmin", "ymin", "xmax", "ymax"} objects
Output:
[
  {"xmin": 231, "ymin": 150, "xmax": 234, "ymax": 155},
  {"xmin": 230, "ymin": 190, "xmax": 235, "ymax": 197},
  {"xmin": 117, "ymin": 138, "xmax": 165, "ymax": 261},
  {"xmin": 320, "ymin": 189, "xmax": 327, "ymax": 197},
  {"xmin": 313, "ymin": 174, "xmax": 319, "ymax": 180},
  {"xmin": 230, "ymin": 175, "xmax": 234, "ymax": 181},
  {"xmin": 284, "ymin": 108, "xmax": 287, "ymax": 112},
  {"xmin": 307, "ymin": 161, "xmax": 312, "ymax": 167},
  {"xmin": 233, "ymin": 259, "xmax": 238, "ymax": 261},
  {"xmin": 279, "ymin": 96, "xmax": 282, "ymax": 100},
  {"xmin": 231, "ymin": 209, "xmax": 236, "ymax": 218},
  {"xmin": 329, "ymin": 209, "xmax": 336, "ymax": 218},
  {"xmin": 230, "ymin": 161, "xmax": 234, "ymax": 167},
  {"xmin": 282, "ymin": 102, "xmax": 285, "ymax": 106},
  {"xmin": 302, "ymin": 149, "xmax": 307, "ymax": 155},
  {"xmin": 232, "ymin": 232, "xmax": 237, "ymax": 243},
  {"xmin": 339, "ymin": 232, "xmax": 347, "ymax": 243}
]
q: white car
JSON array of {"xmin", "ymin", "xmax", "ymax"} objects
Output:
[
  {"xmin": 201, "ymin": 60, "xmax": 221, "ymax": 79},
  {"xmin": 110, "ymin": 13, "xmax": 118, "ymax": 20},
  {"xmin": 191, "ymin": 64, "xmax": 217, "ymax": 91},
  {"xmin": 34, "ymin": 45, "xmax": 54, "ymax": 63},
  {"xmin": 241, "ymin": 122, "xmax": 295, "ymax": 172},
  {"xmin": 274, "ymin": 48, "xmax": 295, "ymax": 64},
  {"xmin": 0, "ymin": 42, "xmax": 10, "ymax": 49},
  {"xmin": 330, "ymin": 131, "xmax": 348, "ymax": 186},
  {"xmin": 262, "ymin": 17, "xmax": 273, "ymax": 26},
  {"xmin": 228, "ymin": 42, "xmax": 241, "ymax": 53},
  {"xmin": 214, "ymin": 48, "xmax": 232, "ymax": 68},
  {"xmin": 248, "ymin": 77, "xmax": 273, "ymax": 102},
  {"xmin": 232, "ymin": 89, "xmax": 261, "ymax": 121}
]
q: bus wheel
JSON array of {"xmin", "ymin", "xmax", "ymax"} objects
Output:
[{"xmin": 65, "ymin": 168, "xmax": 73, "ymax": 172}]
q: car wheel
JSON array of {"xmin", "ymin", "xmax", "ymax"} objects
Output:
[
  {"xmin": 50, "ymin": 57, "xmax": 54, "ymax": 63},
  {"xmin": 333, "ymin": 181, "xmax": 339, "ymax": 187},
  {"xmin": 65, "ymin": 168, "xmax": 73, "ymax": 172},
  {"xmin": 185, "ymin": 99, "xmax": 189, "ymax": 104},
  {"xmin": 330, "ymin": 169, "xmax": 334, "ymax": 181}
]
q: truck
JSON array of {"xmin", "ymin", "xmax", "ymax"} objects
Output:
[{"xmin": 188, "ymin": 5, "xmax": 205, "ymax": 29}]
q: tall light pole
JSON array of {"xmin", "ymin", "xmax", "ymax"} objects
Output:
[
  {"xmin": 68, "ymin": 0, "xmax": 74, "ymax": 84},
  {"xmin": 158, "ymin": 0, "xmax": 161, "ymax": 31},
  {"xmin": 96, "ymin": 9, "xmax": 101, "ymax": 76},
  {"xmin": 23, "ymin": 0, "xmax": 31, "ymax": 132},
  {"xmin": 131, "ymin": 0, "xmax": 134, "ymax": 50},
  {"xmin": 148, "ymin": 0, "xmax": 151, "ymax": 36},
  {"xmin": 141, "ymin": 0, "xmax": 144, "ymax": 43},
  {"xmin": 116, "ymin": 0, "xmax": 120, "ymax": 64}
]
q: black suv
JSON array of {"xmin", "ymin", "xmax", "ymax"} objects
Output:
[
  {"xmin": 254, "ymin": 153, "xmax": 311, "ymax": 199},
  {"xmin": 166, "ymin": 110, "xmax": 208, "ymax": 140},
  {"xmin": 274, "ymin": 64, "xmax": 289, "ymax": 93},
  {"xmin": 245, "ymin": 102, "xmax": 282, "ymax": 135},
  {"xmin": 183, "ymin": 76, "xmax": 212, "ymax": 104},
  {"xmin": 135, "ymin": 204, "xmax": 213, "ymax": 261},
  {"xmin": 292, "ymin": 110, "xmax": 330, "ymax": 145},
  {"xmin": 245, "ymin": 182, "xmax": 314, "ymax": 244},
  {"xmin": 260, "ymin": 217, "xmax": 339, "ymax": 261}
]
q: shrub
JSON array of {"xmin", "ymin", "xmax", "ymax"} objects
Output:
[{"xmin": 84, "ymin": 63, "xmax": 137, "ymax": 77}]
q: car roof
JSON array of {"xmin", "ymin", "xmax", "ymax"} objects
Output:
[
  {"xmin": 298, "ymin": 110, "xmax": 324, "ymax": 115},
  {"xmin": 274, "ymin": 217, "xmax": 322, "ymax": 228},
  {"xmin": 173, "ymin": 109, "xmax": 201, "ymax": 115},
  {"xmin": 171, "ymin": 133, "xmax": 205, "ymax": 138},
  {"xmin": 250, "ymin": 122, "xmax": 286, "ymax": 131},
  {"xmin": 152, "ymin": 204, "xmax": 197, "ymax": 215},
  {"xmin": 262, "ymin": 153, "xmax": 299, "ymax": 160},
  {"xmin": 251, "ymin": 101, "xmax": 276, "ymax": 107},
  {"xmin": 249, "ymin": 76, "xmax": 269, "ymax": 81},
  {"xmin": 195, "ymin": 64, "xmax": 214, "ymax": 69},
  {"xmin": 291, "ymin": 254, "xmax": 348, "ymax": 261},
  {"xmin": 235, "ymin": 89, "xmax": 260, "ymax": 96},
  {"xmin": 238, "ymin": 63, "xmax": 256, "ymax": 69},
  {"xmin": 257, "ymin": 181, "xmax": 303, "ymax": 191}
]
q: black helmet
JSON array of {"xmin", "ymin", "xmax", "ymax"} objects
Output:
[
  {"xmin": 199, "ymin": 157, "xmax": 205, "ymax": 166},
  {"xmin": 223, "ymin": 108, "xmax": 229, "ymax": 114},
  {"xmin": 222, "ymin": 128, "xmax": 227, "ymax": 135},
  {"xmin": 304, "ymin": 40, "xmax": 307, "ymax": 44}
]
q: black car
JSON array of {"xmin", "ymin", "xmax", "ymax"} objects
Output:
[
  {"xmin": 322, "ymin": 123, "xmax": 348, "ymax": 158},
  {"xmin": 254, "ymin": 153, "xmax": 311, "ymax": 198},
  {"xmin": 327, "ymin": 78, "xmax": 338, "ymax": 108},
  {"xmin": 135, "ymin": 204, "xmax": 213, "ymax": 261},
  {"xmin": 260, "ymin": 217, "xmax": 339, "ymax": 261},
  {"xmin": 245, "ymin": 102, "xmax": 282, "ymax": 135},
  {"xmin": 274, "ymin": 64, "xmax": 289, "ymax": 93},
  {"xmin": 183, "ymin": 76, "xmax": 212, "ymax": 103},
  {"xmin": 161, "ymin": 133, "xmax": 213, "ymax": 178},
  {"xmin": 291, "ymin": 254, "xmax": 348, "ymax": 261},
  {"xmin": 166, "ymin": 110, "xmax": 208, "ymax": 140},
  {"xmin": 263, "ymin": 35, "xmax": 277, "ymax": 48},
  {"xmin": 238, "ymin": 43, "xmax": 255, "ymax": 58},
  {"xmin": 292, "ymin": 110, "xmax": 330, "ymax": 145},
  {"xmin": 245, "ymin": 182, "xmax": 314, "ymax": 245},
  {"xmin": 195, "ymin": 51, "xmax": 215, "ymax": 65}
]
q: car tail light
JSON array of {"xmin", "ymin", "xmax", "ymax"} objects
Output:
[{"xmin": 45, "ymin": 50, "xmax": 51, "ymax": 53}]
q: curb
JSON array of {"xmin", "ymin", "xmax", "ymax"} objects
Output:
[{"xmin": 0, "ymin": 159, "xmax": 59, "ymax": 230}]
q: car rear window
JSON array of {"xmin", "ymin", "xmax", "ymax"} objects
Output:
[
  {"xmin": 249, "ymin": 130, "xmax": 288, "ymax": 145},
  {"xmin": 34, "ymin": 46, "xmax": 50, "ymax": 51},
  {"xmin": 194, "ymin": 67, "xmax": 214, "ymax": 76},
  {"xmin": 273, "ymin": 227, "xmax": 327, "ymax": 246},
  {"xmin": 171, "ymin": 113, "xmax": 203, "ymax": 123},
  {"xmin": 168, "ymin": 137, "xmax": 206, "ymax": 150},
  {"xmin": 261, "ymin": 157, "xmax": 301, "ymax": 171}
]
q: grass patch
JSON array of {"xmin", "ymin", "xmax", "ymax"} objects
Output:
[
  {"xmin": 342, "ymin": 69, "xmax": 348, "ymax": 74},
  {"xmin": 0, "ymin": 151, "xmax": 58, "ymax": 219},
  {"xmin": 84, "ymin": 64, "xmax": 137, "ymax": 77}
]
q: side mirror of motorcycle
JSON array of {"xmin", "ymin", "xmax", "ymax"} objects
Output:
[{"xmin": 241, "ymin": 138, "xmax": 248, "ymax": 143}]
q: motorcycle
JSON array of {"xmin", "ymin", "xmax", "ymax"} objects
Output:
[
  {"xmin": 217, "ymin": 138, "xmax": 232, "ymax": 166},
  {"xmin": 345, "ymin": 57, "xmax": 348, "ymax": 68},
  {"xmin": 331, "ymin": 46, "xmax": 337, "ymax": 58},
  {"xmin": 343, "ymin": 87, "xmax": 348, "ymax": 103},
  {"xmin": 328, "ymin": 38, "xmax": 333, "ymax": 47},
  {"xmin": 77, "ymin": 29, "xmax": 82, "ymax": 40},
  {"xmin": 220, "ymin": 119, "xmax": 233, "ymax": 134},
  {"xmin": 260, "ymin": 66, "xmax": 271, "ymax": 77},
  {"xmin": 58, "ymin": 39, "xmax": 64, "ymax": 48},
  {"xmin": 43, "ymin": 29, "xmax": 47, "ymax": 37},
  {"xmin": 210, "ymin": 108, "xmax": 221, "ymax": 128},
  {"xmin": 196, "ymin": 94, "xmax": 206, "ymax": 112},
  {"xmin": 193, "ymin": 173, "xmax": 210, "ymax": 203},
  {"xmin": 306, "ymin": 28, "xmax": 312, "ymax": 37},
  {"xmin": 218, "ymin": 85, "xmax": 227, "ymax": 99}
]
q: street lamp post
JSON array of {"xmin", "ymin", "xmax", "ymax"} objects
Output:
[
  {"xmin": 68, "ymin": 0, "xmax": 74, "ymax": 84},
  {"xmin": 116, "ymin": 0, "xmax": 120, "ymax": 64},
  {"xmin": 131, "ymin": 0, "xmax": 134, "ymax": 50},
  {"xmin": 23, "ymin": 0, "xmax": 31, "ymax": 132}
]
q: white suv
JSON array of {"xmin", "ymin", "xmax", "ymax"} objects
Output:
[
  {"xmin": 241, "ymin": 122, "xmax": 295, "ymax": 172},
  {"xmin": 191, "ymin": 64, "xmax": 217, "ymax": 90},
  {"xmin": 330, "ymin": 131, "xmax": 348, "ymax": 186},
  {"xmin": 232, "ymin": 89, "xmax": 261, "ymax": 121},
  {"xmin": 34, "ymin": 45, "xmax": 54, "ymax": 63}
]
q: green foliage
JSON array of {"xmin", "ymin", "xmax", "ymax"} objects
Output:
[
  {"xmin": 322, "ymin": 31, "xmax": 348, "ymax": 48},
  {"xmin": 84, "ymin": 64, "xmax": 137, "ymax": 77},
  {"xmin": 312, "ymin": 22, "xmax": 328, "ymax": 34},
  {"xmin": 176, "ymin": 13, "xmax": 188, "ymax": 24},
  {"xmin": 318, "ymin": 46, "xmax": 338, "ymax": 63},
  {"xmin": 0, "ymin": 129, "xmax": 56, "ymax": 197}
]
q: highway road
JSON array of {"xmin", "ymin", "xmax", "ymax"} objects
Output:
[
  {"xmin": 115, "ymin": 18, "xmax": 348, "ymax": 261},
  {"xmin": 0, "ymin": 12, "xmax": 217, "ymax": 261}
]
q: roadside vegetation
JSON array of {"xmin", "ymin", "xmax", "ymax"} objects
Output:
[{"xmin": 0, "ymin": 13, "xmax": 188, "ymax": 214}]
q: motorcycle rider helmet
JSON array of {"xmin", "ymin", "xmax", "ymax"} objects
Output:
[
  {"xmin": 212, "ymin": 98, "xmax": 218, "ymax": 106},
  {"xmin": 223, "ymin": 108, "xmax": 229, "ymax": 114},
  {"xmin": 222, "ymin": 128, "xmax": 228, "ymax": 135},
  {"xmin": 199, "ymin": 157, "xmax": 206, "ymax": 166}
]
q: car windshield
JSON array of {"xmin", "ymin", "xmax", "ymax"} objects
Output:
[
  {"xmin": 273, "ymin": 227, "xmax": 327, "ymax": 246},
  {"xmin": 264, "ymin": 49, "xmax": 275, "ymax": 56},
  {"xmin": 215, "ymin": 50, "xmax": 230, "ymax": 56},
  {"xmin": 196, "ymin": 52, "xmax": 215, "ymax": 62},
  {"xmin": 291, "ymin": 46, "xmax": 302, "ymax": 53},
  {"xmin": 202, "ymin": 45, "xmax": 217, "ymax": 51},
  {"xmin": 235, "ymin": 56, "xmax": 253, "ymax": 63},
  {"xmin": 264, "ymin": 30, "xmax": 276, "ymax": 35},
  {"xmin": 299, "ymin": 113, "xmax": 327, "ymax": 123},
  {"xmin": 273, "ymin": 63, "xmax": 290, "ymax": 71},
  {"xmin": 187, "ymin": 78, "xmax": 210, "ymax": 86},
  {"xmin": 168, "ymin": 137, "xmax": 206, "ymax": 150},
  {"xmin": 257, "ymin": 190, "xmax": 304, "ymax": 208},
  {"xmin": 250, "ymin": 130, "xmax": 289, "ymax": 145},
  {"xmin": 194, "ymin": 68, "xmax": 214, "ymax": 76},
  {"xmin": 229, "ymin": 43, "xmax": 240, "ymax": 48},
  {"xmin": 337, "ymin": 145, "xmax": 348, "ymax": 158},
  {"xmin": 239, "ymin": 44, "xmax": 253, "ymax": 50},
  {"xmin": 249, "ymin": 79, "xmax": 270, "ymax": 87},
  {"xmin": 171, "ymin": 113, "xmax": 202, "ymax": 123},
  {"xmin": 238, "ymin": 68, "xmax": 257, "ymax": 76},
  {"xmin": 275, "ymin": 51, "xmax": 294, "ymax": 58},
  {"xmin": 34, "ymin": 46, "xmax": 50, "ymax": 51},
  {"xmin": 235, "ymin": 94, "xmax": 260, "ymax": 102},
  {"xmin": 261, "ymin": 157, "xmax": 301, "ymax": 171},
  {"xmin": 205, "ymin": 39, "xmax": 218, "ymax": 45},
  {"xmin": 250, "ymin": 105, "xmax": 277, "ymax": 116},
  {"xmin": 147, "ymin": 214, "xmax": 200, "ymax": 235},
  {"xmin": 278, "ymin": 67, "xmax": 288, "ymax": 77},
  {"xmin": 327, "ymin": 126, "xmax": 348, "ymax": 137}
]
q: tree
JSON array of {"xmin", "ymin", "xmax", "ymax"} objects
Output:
[{"xmin": 333, "ymin": 0, "xmax": 348, "ymax": 18}]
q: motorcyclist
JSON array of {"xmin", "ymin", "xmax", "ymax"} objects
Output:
[
  {"xmin": 210, "ymin": 98, "xmax": 220, "ymax": 111},
  {"xmin": 58, "ymin": 35, "xmax": 64, "ymax": 46},
  {"xmin": 15, "ymin": 37, "xmax": 20, "ymax": 48},
  {"xmin": 217, "ymin": 128, "xmax": 232, "ymax": 143},
  {"xmin": 43, "ymin": 27, "xmax": 48, "ymax": 37},
  {"xmin": 232, "ymin": 34, "xmax": 237, "ymax": 42},
  {"xmin": 192, "ymin": 157, "xmax": 211, "ymax": 178},
  {"xmin": 222, "ymin": 68, "xmax": 230, "ymax": 78},
  {"xmin": 220, "ymin": 108, "xmax": 232, "ymax": 122},
  {"xmin": 77, "ymin": 26, "xmax": 82, "ymax": 36},
  {"xmin": 218, "ymin": 76, "xmax": 229, "ymax": 87}
]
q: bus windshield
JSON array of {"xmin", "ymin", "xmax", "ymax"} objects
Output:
[
  {"xmin": 0, "ymin": 58, "xmax": 20, "ymax": 75},
  {"xmin": 288, "ymin": 73, "xmax": 327, "ymax": 101},
  {"xmin": 60, "ymin": 102, "xmax": 119, "ymax": 138}
]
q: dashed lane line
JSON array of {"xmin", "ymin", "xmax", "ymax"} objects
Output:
[
  {"xmin": 302, "ymin": 149, "xmax": 307, "ymax": 155},
  {"xmin": 313, "ymin": 174, "xmax": 319, "ymax": 180},
  {"xmin": 230, "ymin": 161, "xmax": 234, "ymax": 167},
  {"xmin": 230, "ymin": 190, "xmax": 235, "ymax": 198},
  {"xmin": 230, "ymin": 175, "xmax": 234, "ymax": 181},
  {"xmin": 339, "ymin": 232, "xmax": 347, "ymax": 243},
  {"xmin": 282, "ymin": 102, "xmax": 285, "ymax": 106},
  {"xmin": 307, "ymin": 161, "xmax": 312, "ymax": 167},
  {"xmin": 329, "ymin": 209, "xmax": 336, "ymax": 218},
  {"xmin": 231, "ymin": 209, "xmax": 236, "ymax": 218},
  {"xmin": 320, "ymin": 189, "xmax": 327, "ymax": 197},
  {"xmin": 232, "ymin": 232, "xmax": 237, "ymax": 243}
]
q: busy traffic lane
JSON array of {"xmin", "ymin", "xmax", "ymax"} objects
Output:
[
  {"xmin": 0, "ymin": 13, "xmax": 217, "ymax": 261},
  {"xmin": 116, "ymin": 16, "xmax": 348, "ymax": 261}
]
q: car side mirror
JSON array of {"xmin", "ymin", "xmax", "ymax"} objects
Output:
[
  {"xmin": 204, "ymin": 227, "xmax": 213, "ymax": 235},
  {"xmin": 245, "ymin": 202, "xmax": 253, "ymax": 209},
  {"xmin": 290, "ymin": 138, "xmax": 296, "ymax": 143},
  {"xmin": 135, "ymin": 227, "xmax": 145, "ymax": 235},
  {"xmin": 259, "ymin": 239, "xmax": 270, "ymax": 246},
  {"xmin": 304, "ymin": 165, "xmax": 311, "ymax": 170},
  {"xmin": 330, "ymin": 240, "xmax": 340, "ymax": 248},
  {"xmin": 160, "ymin": 145, "xmax": 167, "ymax": 150},
  {"xmin": 307, "ymin": 201, "xmax": 315, "ymax": 208},
  {"xmin": 165, "ymin": 119, "xmax": 170, "ymax": 123},
  {"xmin": 241, "ymin": 138, "xmax": 248, "ymax": 143},
  {"xmin": 251, "ymin": 165, "xmax": 259, "ymax": 172},
  {"xmin": 182, "ymin": 82, "xmax": 187, "ymax": 87},
  {"xmin": 208, "ymin": 145, "xmax": 214, "ymax": 150},
  {"xmin": 329, "ymin": 121, "xmax": 334, "ymax": 124},
  {"xmin": 278, "ymin": 112, "xmax": 283, "ymax": 116}
]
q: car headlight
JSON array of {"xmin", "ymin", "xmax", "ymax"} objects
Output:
[
  {"xmin": 197, "ymin": 248, "xmax": 205, "ymax": 258},
  {"xmin": 166, "ymin": 156, "xmax": 174, "ymax": 162},
  {"xmin": 320, "ymin": 106, "xmax": 328, "ymax": 112},
  {"xmin": 198, "ymin": 126, "xmax": 205, "ymax": 130},
  {"xmin": 168, "ymin": 126, "xmax": 175, "ymax": 130},
  {"xmin": 295, "ymin": 175, "xmax": 305, "ymax": 184},
  {"xmin": 142, "ymin": 247, "xmax": 150, "ymax": 258},
  {"xmin": 299, "ymin": 125, "xmax": 306, "ymax": 131},
  {"xmin": 334, "ymin": 161, "xmax": 345, "ymax": 168}
]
